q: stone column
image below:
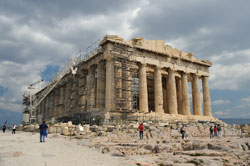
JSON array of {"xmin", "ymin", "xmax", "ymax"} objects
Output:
[
  {"xmin": 87, "ymin": 65, "xmax": 95, "ymax": 110},
  {"xmin": 176, "ymin": 78, "xmax": 182, "ymax": 114},
  {"xmin": 192, "ymin": 75, "xmax": 202, "ymax": 115},
  {"xmin": 181, "ymin": 73, "xmax": 191, "ymax": 115},
  {"xmin": 139, "ymin": 63, "xmax": 148, "ymax": 113},
  {"xmin": 45, "ymin": 96, "xmax": 49, "ymax": 120},
  {"xmin": 202, "ymin": 76, "xmax": 212, "ymax": 116},
  {"xmin": 97, "ymin": 61, "xmax": 105, "ymax": 109},
  {"xmin": 79, "ymin": 71, "xmax": 87, "ymax": 112},
  {"xmin": 42, "ymin": 100, "xmax": 46, "ymax": 121},
  {"xmin": 65, "ymin": 78, "xmax": 72, "ymax": 117},
  {"xmin": 154, "ymin": 66, "xmax": 164, "ymax": 113},
  {"xmin": 167, "ymin": 69, "xmax": 178, "ymax": 114},
  {"xmin": 59, "ymin": 86, "xmax": 65, "ymax": 117},
  {"xmin": 54, "ymin": 88, "xmax": 60, "ymax": 117},
  {"xmin": 105, "ymin": 57, "xmax": 114, "ymax": 112},
  {"xmin": 49, "ymin": 93, "xmax": 54, "ymax": 118},
  {"xmin": 122, "ymin": 63, "xmax": 132, "ymax": 110},
  {"xmin": 70, "ymin": 75, "xmax": 77, "ymax": 115}
]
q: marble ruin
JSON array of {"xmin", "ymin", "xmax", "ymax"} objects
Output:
[{"xmin": 22, "ymin": 35, "xmax": 216, "ymax": 125}]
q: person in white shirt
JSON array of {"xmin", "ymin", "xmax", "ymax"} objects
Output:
[{"xmin": 12, "ymin": 124, "xmax": 16, "ymax": 134}]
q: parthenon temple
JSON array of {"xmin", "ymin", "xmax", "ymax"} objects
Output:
[{"xmin": 22, "ymin": 35, "xmax": 216, "ymax": 125}]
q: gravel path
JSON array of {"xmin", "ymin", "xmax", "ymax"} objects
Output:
[{"xmin": 0, "ymin": 131, "xmax": 131, "ymax": 166}]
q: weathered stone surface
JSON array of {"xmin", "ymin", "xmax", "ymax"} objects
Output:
[
  {"xmin": 83, "ymin": 125, "xmax": 90, "ymax": 132},
  {"xmin": 62, "ymin": 127, "xmax": 69, "ymax": 136}
]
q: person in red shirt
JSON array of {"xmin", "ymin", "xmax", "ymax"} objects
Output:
[
  {"xmin": 214, "ymin": 125, "xmax": 218, "ymax": 137},
  {"xmin": 138, "ymin": 123, "xmax": 144, "ymax": 140}
]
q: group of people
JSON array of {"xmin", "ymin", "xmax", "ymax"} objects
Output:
[
  {"xmin": 2, "ymin": 121, "xmax": 48, "ymax": 143},
  {"xmin": 209, "ymin": 124, "xmax": 222, "ymax": 138},
  {"xmin": 2, "ymin": 124, "xmax": 16, "ymax": 134},
  {"xmin": 138, "ymin": 123, "xmax": 222, "ymax": 140},
  {"xmin": 138, "ymin": 123, "xmax": 187, "ymax": 140},
  {"xmin": 4, "ymin": 121, "xmax": 223, "ymax": 142}
]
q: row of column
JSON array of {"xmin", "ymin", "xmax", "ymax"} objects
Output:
[
  {"xmin": 39, "ymin": 58, "xmax": 212, "ymax": 122},
  {"xmin": 138, "ymin": 63, "xmax": 212, "ymax": 116}
]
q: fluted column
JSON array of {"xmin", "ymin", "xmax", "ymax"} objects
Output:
[
  {"xmin": 65, "ymin": 80, "xmax": 71, "ymax": 116},
  {"xmin": 154, "ymin": 66, "xmax": 164, "ymax": 113},
  {"xmin": 176, "ymin": 78, "xmax": 182, "ymax": 114},
  {"xmin": 105, "ymin": 57, "xmax": 114, "ymax": 112},
  {"xmin": 79, "ymin": 71, "xmax": 87, "ymax": 112},
  {"xmin": 59, "ymin": 86, "xmax": 65, "ymax": 104},
  {"xmin": 42, "ymin": 100, "xmax": 46, "ymax": 121},
  {"xmin": 87, "ymin": 65, "xmax": 96, "ymax": 110},
  {"xmin": 167, "ymin": 69, "xmax": 178, "ymax": 114},
  {"xmin": 59, "ymin": 86, "xmax": 65, "ymax": 117},
  {"xmin": 139, "ymin": 63, "xmax": 148, "ymax": 113},
  {"xmin": 45, "ymin": 97, "xmax": 49, "ymax": 120},
  {"xmin": 181, "ymin": 73, "xmax": 191, "ymax": 115},
  {"xmin": 97, "ymin": 61, "xmax": 105, "ymax": 109},
  {"xmin": 202, "ymin": 76, "xmax": 212, "ymax": 116},
  {"xmin": 50, "ymin": 93, "xmax": 54, "ymax": 118},
  {"xmin": 122, "ymin": 63, "xmax": 132, "ymax": 110},
  {"xmin": 192, "ymin": 75, "xmax": 202, "ymax": 115}
]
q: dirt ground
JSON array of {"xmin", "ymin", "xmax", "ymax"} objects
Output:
[{"xmin": 0, "ymin": 131, "xmax": 132, "ymax": 166}]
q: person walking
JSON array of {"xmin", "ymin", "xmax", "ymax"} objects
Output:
[
  {"xmin": 12, "ymin": 124, "xmax": 16, "ymax": 134},
  {"xmin": 39, "ymin": 121, "xmax": 48, "ymax": 142},
  {"xmin": 214, "ymin": 125, "xmax": 218, "ymax": 137},
  {"xmin": 180, "ymin": 124, "xmax": 186, "ymax": 139},
  {"xmin": 217, "ymin": 124, "xmax": 222, "ymax": 138},
  {"xmin": 138, "ymin": 123, "xmax": 144, "ymax": 140},
  {"xmin": 209, "ymin": 126, "xmax": 214, "ymax": 138},
  {"xmin": 2, "ymin": 125, "xmax": 6, "ymax": 133}
]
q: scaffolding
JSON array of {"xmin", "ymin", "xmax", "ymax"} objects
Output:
[{"xmin": 112, "ymin": 42, "xmax": 139, "ymax": 113}]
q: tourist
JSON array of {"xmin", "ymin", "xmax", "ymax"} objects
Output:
[
  {"xmin": 214, "ymin": 125, "xmax": 218, "ymax": 137},
  {"xmin": 2, "ymin": 125, "xmax": 6, "ymax": 133},
  {"xmin": 39, "ymin": 121, "xmax": 48, "ymax": 142},
  {"xmin": 209, "ymin": 126, "xmax": 214, "ymax": 138},
  {"xmin": 217, "ymin": 124, "xmax": 222, "ymax": 138},
  {"xmin": 180, "ymin": 124, "xmax": 186, "ymax": 139},
  {"xmin": 12, "ymin": 124, "xmax": 16, "ymax": 134},
  {"xmin": 138, "ymin": 123, "xmax": 144, "ymax": 140}
]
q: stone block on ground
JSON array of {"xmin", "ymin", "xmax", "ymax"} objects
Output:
[{"xmin": 62, "ymin": 127, "xmax": 69, "ymax": 136}]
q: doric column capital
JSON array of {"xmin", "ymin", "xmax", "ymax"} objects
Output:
[
  {"xmin": 140, "ymin": 62, "xmax": 147, "ymax": 67},
  {"xmin": 105, "ymin": 56, "xmax": 113, "ymax": 62}
]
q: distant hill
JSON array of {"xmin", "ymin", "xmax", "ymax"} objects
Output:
[{"xmin": 219, "ymin": 118, "xmax": 250, "ymax": 125}]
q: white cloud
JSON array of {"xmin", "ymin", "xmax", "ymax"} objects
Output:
[
  {"xmin": 214, "ymin": 111, "xmax": 225, "ymax": 115},
  {"xmin": 212, "ymin": 99, "xmax": 230, "ymax": 105},
  {"xmin": 209, "ymin": 49, "xmax": 250, "ymax": 90},
  {"xmin": 235, "ymin": 96, "xmax": 250, "ymax": 109},
  {"xmin": 241, "ymin": 96, "xmax": 250, "ymax": 103},
  {"xmin": 213, "ymin": 109, "xmax": 231, "ymax": 117},
  {"xmin": 0, "ymin": 101, "xmax": 22, "ymax": 112}
]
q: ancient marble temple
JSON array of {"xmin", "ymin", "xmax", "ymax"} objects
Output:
[{"xmin": 24, "ymin": 35, "xmax": 216, "ymax": 124}]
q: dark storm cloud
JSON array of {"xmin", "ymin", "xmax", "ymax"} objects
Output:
[
  {"xmin": 0, "ymin": 0, "xmax": 143, "ymax": 66},
  {"xmin": 0, "ymin": 0, "xmax": 133, "ymax": 20},
  {"xmin": 131, "ymin": 0, "xmax": 250, "ymax": 59}
]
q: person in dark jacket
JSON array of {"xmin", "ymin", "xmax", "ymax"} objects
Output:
[
  {"xmin": 209, "ymin": 126, "xmax": 214, "ymax": 138},
  {"xmin": 180, "ymin": 124, "xmax": 186, "ymax": 139},
  {"xmin": 2, "ymin": 125, "xmax": 6, "ymax": 133},
  {"xmin": 39, "ymin": 121, "xmax": 48, "ymax": 142}
]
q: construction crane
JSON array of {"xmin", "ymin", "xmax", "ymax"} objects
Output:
[
  {"xmin": 28, "ymin": 79, "xmax": 43, "ymax": 89},
  {"xmin": 27, "ymin": 79, "xmax": 43, "ymax": 124}
]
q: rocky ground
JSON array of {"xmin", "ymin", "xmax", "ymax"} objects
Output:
[{"xmin": 9, "ymin": 121, "xmax": 250, "ymax": 166}]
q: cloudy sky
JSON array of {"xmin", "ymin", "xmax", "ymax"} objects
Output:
[{"xmin": 1, "ymin": 0, "xmax": 250, "ymax": 125}]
